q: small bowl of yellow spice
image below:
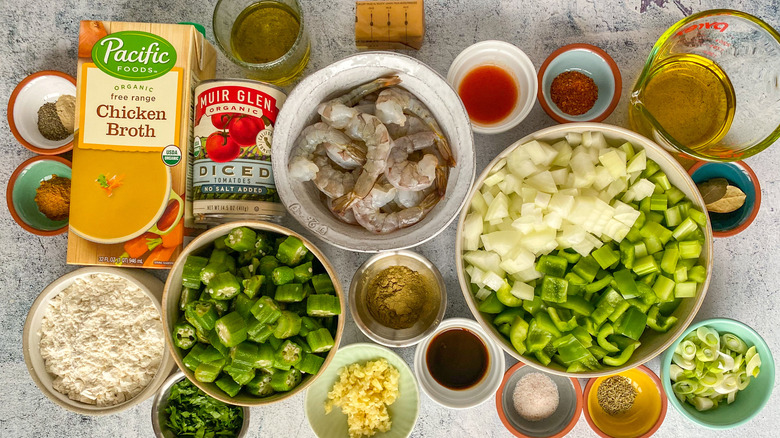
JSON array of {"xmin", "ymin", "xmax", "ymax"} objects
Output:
[
  {"xmin": 6, "ymin": 155, "xmax": 71, "ymax": 236},
  {"xmin": 349, "ymin": 250, "xmax": 447, "ymax": 347}
]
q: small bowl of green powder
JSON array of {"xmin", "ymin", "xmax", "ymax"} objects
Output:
[{"xmin": 349, "ymin": 250, "xmax": 447, "ymax": 348}]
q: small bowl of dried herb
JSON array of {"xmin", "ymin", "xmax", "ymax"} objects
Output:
[
  {"xmin": 583, "ymin": 365, "xmax": 667, "ymax": 438},
  {"xmin": 6, "ymin": 155, "xmax": 71, "ymax": 236},
  {"xmin": 688, "ymin": 160, "xmax": 761, "ymax": 238},
  {"xmin": 537, "ymin": 44, "xmax": 622, "ymax": 124},
  {"xmin": 349, "ymin": 250, "xmax": 447, "ymax": 348},
  {"xmin": 152, "ymin": 370, "xmax": 249, "ymax": 438},
  {"xmin": 8, "ymin": 70, "xmax": 77, "ymax": 155}
]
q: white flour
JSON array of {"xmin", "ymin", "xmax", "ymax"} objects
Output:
[{"xmin": 39, "ymin": 273, "xmax": 164, "ymax": 406}]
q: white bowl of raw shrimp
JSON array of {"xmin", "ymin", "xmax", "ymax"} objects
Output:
[{"xmin": 272, "ymin": 52, "xmax": 475, "ymax": 252}]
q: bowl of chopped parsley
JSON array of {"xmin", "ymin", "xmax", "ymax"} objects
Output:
[{"xmin": 152, "ymin": 370, "xmax": 249, "ymax": 438}]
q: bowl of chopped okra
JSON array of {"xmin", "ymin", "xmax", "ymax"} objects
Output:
[{"xmin": 162, "ymin": 221, "xmax": 346, "ymax": 406}]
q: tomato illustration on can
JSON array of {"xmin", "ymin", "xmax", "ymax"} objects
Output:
[{"xmin": 191, "ymin": 79, "xmax": 287, "ymax": 223}]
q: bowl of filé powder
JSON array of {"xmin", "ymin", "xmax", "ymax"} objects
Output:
[{"xmin": 496, "ymin": 362, "xmax": 582, "ymax": 437}]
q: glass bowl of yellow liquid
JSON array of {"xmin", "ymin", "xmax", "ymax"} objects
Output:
[
  {"xmin": 629, "ymin": 10, "xmax": 780, "ymax": 162},
  {"xmin": 213, "ymin": 0, "xmax": 310, "ymax": 86}
]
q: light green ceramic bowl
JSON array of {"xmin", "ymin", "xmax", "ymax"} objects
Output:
[
  {"xmin": 660, "ymin": 318, "xmax": 775, "ymax": 429},
  {"xmin": 304, "ymin": 343, "xmax": 420, "ymax": 438}
]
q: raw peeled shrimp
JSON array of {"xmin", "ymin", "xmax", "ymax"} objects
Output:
[
  {"xmin": 395, "ymin": 186, "xmax": 432, "ymax": 209},
  {"xmin": 375, "ymin": 87, "xmax": 456, "ymax": 166},
  {"xmin": 317, "ymin": 76, "xmax": 401, "ymax": 129},
  {"xmin": 332, "ymin": 112, "xmax": 395, "ymax": 213},
  {"xmin": 312, "ymin": 148, "xmax": 357, "ymax": 199},
  {"xmin": 323, "ymin": 141, "xmax": 366, "ymax": 169},
  {"xmin": 353, "ymin": 184, "xmax": 441, "ymax": 234},
  {"xmin": 386, "ymin": 116, "xmax": 428, "ymax": 139},
  {"xmin": 385, "ymin": 131, "xmax": 439, "ymax": 192},
  {"xmin": 327, "ymin": 198, "xmax": 358, "ymax": 224},
  {"xmin": 289, "ymin": 122, "xmax": 354, "ymax": 181}
]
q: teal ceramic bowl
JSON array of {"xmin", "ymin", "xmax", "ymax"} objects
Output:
[
  {"xmin": 304, "ymin": 343, "xmax": 419, "ymax": 438},
  {"xmin": 537, "ymin": 44, "xmax": 622, "ymax": 123},
  {"xmin": 688, "ymin": 161, "xmax": 760, "ymax": 238},
  {"xmin": 6, "ymin": 155, "xmax": 71, "ymax": 235},
  {"xmin": 660, "ymin": 318, "xmax": 775, "ymax": 429}
]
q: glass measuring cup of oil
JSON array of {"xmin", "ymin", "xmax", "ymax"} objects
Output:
[
  {"xmin": 213, "ymin": 0, "xmax": 310, "ymax": 86},
  {"xmin": 629, "ymin": 10, "xmax": 780, "ymax": 162}
]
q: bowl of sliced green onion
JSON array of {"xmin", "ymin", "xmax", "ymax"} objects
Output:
[
  {"xmin": 661, "ymin": 318, "xmax": 774, "ymax": 429},
  {"xmin": 162, "ymin": 221, "xmax": 346, "ymax": 406}
]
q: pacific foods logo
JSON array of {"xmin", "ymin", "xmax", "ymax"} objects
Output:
[{"xmin": 92, "ymin": 31, "xmax": 177, "ymax": 80}]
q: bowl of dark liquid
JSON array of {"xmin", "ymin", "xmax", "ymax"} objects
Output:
[{"xmin": 414, "ymin": 318, "xmax": 505, "ymax": 409}]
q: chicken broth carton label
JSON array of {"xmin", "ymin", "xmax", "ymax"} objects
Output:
[{"xmin": 68, "ymin": 21, "xmax": 216, "ymax": 269}]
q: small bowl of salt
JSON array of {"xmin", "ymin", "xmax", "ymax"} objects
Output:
[{"xmin": 496, "ymin": 362, "xmax": 582, "ymax": 438}]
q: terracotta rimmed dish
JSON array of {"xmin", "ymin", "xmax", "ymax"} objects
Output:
[
  {"xmin": 6, "ymin": 155, "xmax": 71, "ymax": 236},
  {"xmin": 8, "ymin": 70, "xmax": 76, "ymax": 155},
  {"xmin": 304, "ymin": 343, "xmax": 420, "ymax": 438},
  {"xmin": 152, "ymin": 370, "xmax": 250, "ymax": 438},
  {"xmin": 446, "ymin": 40, "xmax": 538, "ymax": 134},
  {"xmin": 496, "ymin": 362, "xmax": 582, "ymax": 438},
  {"xmin": 23, "ymin": 267, "xmax": 175, "ymax": 415},
  {"xmin": 161, "ymin": 221, "xmax": 346, "ymax": 406},
  {"xmin": 660, "ymin": 318, "xmax": 775, "ymax": 430},
  {"xmin": 413, "ymin": 317, "xmax": 505, "ymax": 409},
  {"xmin": 349, "ymin": 250, "xmax": 447, "ymax": 347},
  {"xmin": 456, "ymin": 123, "xmax": 713, "ymax": 377},
  {"xmin": 583, "ymin": 365, "xmax": 667, "ymax": 438},
  {"xmin": 537, "ymin": 44, "xmax": 622, "ymax": 123},
  {"xmin": 688, "ymin": 160, "xmax": 760, "ymax": 238}
]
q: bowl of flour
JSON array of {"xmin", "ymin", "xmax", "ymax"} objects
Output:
[{"xmin": 23, "ymin": 267, "xmax": 175, "ymax": 415}]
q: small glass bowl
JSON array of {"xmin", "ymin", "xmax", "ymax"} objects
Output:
[
  {"xmin": 349, "ymin": 250, "xmax": 446, "ymax": 348},
  {"xmin": 537, "ymin": 44, "xmax": 621, "ymax": 123}
]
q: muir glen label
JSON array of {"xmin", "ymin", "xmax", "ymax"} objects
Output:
[{"xmin": 191, "ymin": 79, "xmax": 287, "ymax": 223}]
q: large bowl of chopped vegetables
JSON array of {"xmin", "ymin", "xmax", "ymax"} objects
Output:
[
  {"xmin": 456, "ymin": 122, "xmax": 713, "ymax": 377},
  {"xmin": 162, "ymin": 221, "xmax": 346, "ymax": 406}
]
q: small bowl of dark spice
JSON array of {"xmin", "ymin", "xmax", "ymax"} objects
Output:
[
  {"xmin": 583, "ymin": 365, "xmax": 668, "ymax": 438},
  {"xmin": 537, "ymin": 44, "xmax": 621, "ymax": 123},
  {"xmin": 688, "ymin": 161, "xmax": 760, "ymax": 237},
  {"xmin": 8, "ymin": 70, "xmax": 77, "ymax": 155},
  {"xmin": 496, "ymin": 362, "xmax": 582, "ymax": 438},
  {"xmin": 350, "ymin": 250, "xmax": 446, "ymax": 348},
  {"xmin": 6, "ymin": 155, "xmax": 72, "ymax": 236}
]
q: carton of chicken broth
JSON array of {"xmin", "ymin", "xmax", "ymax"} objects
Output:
[{"xmin": 67, "ymin": 21, "xmax": 216, "ymax": 269}]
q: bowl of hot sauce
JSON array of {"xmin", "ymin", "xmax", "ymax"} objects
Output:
[{"xmin": 447, "ymin": 40, "xmax": 537, "ymax": 134}]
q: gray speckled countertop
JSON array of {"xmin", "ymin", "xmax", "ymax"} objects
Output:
[{"xmin": 2, "ymin": 0, "xmax": 780, "ymax": 437}]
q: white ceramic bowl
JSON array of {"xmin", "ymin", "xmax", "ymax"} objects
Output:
[
  {"xmin": 23, "ymin": 267, "xmax": 174, "ymax": 415},
  {"xmin": 272, "ymin": 52, "xmax": 475, "ymax": 252},
  {"xmin": 8, "ymin": 70, "xmax": 76, "ymax": 155},
  {"xmin": 447, "ymin": 40, "xmax": 537, "ymax": 134},
  {"xmin": 456, "ymin": 123, "xmax": 714, "ymax": 378},
  {"xmin": 162, "ymin": 221, "xmax": 346, "ymax": 406},
  {"xmin": 413, "ymin": 318, "xmax": 505, "ymax": 409}
]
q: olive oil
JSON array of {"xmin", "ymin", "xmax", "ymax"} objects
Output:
[
  {"xmin": 231, "ymin": 1, "xmax": 301, "ymax": 64},
  {"xmin": 630, "ymin": 54, "xmax": 736, "ymax": 154}
]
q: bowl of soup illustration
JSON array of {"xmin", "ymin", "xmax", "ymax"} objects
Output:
[{"xmin": 69, "ymin": 150, "xmax": 181, "ymax": 244}]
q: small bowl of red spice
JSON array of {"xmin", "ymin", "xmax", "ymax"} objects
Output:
[
  {"xmin": 537, "ymin": 44, "xmax": 621, "ymax": 123},
  {"xmin": 447, "ymin": 40, "xmax": 537, "ymax": 134},
  {"xmin": 6, "ymin": 155, "xmax": 71, "ymax": 236}
]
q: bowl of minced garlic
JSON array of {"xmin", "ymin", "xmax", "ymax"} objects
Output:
[{"xmin": 349, "ymin": 250, "xmax": 447, "ymax": 347}]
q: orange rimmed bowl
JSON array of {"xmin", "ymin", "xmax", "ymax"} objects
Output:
[
  {"xmin": 496, "ymin": 362, "xmax": 582, "ymax": 438},
  {"xmin": 8, "ymin": 70, "xmax": 76, "ymax": 155},
  {"xmin": 583, "ymin": 365, "xmax": 668, "ymax": 438},
  {"xmin": 537, "ymin": 44, "xmax": 622, "ymax": 123},
  {"xmin": 6, "ymin": 155, "xmax": 71, "ymax": 236}
]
